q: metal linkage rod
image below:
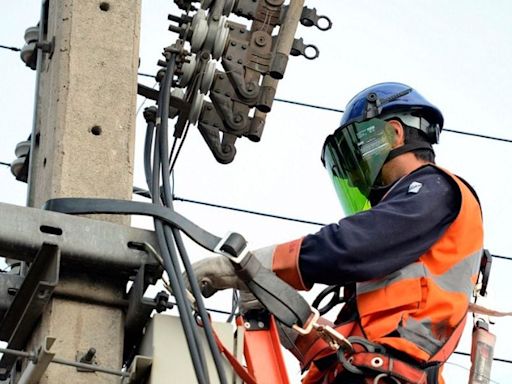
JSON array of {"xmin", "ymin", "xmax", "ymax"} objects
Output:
[{"xmin": 0, "ymin": 347, "xmax": 130, "ymax": 378}]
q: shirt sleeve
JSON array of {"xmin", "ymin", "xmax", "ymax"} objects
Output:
[{"xmin": 298, "ymin": 166, "xmax": 461, "ymax": 287}]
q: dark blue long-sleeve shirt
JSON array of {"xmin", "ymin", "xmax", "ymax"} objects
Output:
[{"xmin": 299, "ymin": 165, "xmax": 461, "ymax": 287}]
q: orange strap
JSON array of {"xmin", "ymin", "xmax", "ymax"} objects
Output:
[
  {"xmin": 212, "ymin": 329, "xmax": 258, "ymax": 384},
  {"xmin": 351, "ymin": 352, "xmax": 428, "ymax": 384}
]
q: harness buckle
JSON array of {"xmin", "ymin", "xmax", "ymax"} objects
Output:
[{"xmin": 292, "ymin": 308, "xmax": 353, "ymax": 351}]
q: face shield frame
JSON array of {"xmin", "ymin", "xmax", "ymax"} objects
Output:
[{"xmin": 321, "ymin": 118, "xmax": 396, "ymax": 217}]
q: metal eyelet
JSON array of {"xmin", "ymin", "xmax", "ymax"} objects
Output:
[{"xmin": 371, "ymin": 357, "xmax": 384, "ymax": 367}]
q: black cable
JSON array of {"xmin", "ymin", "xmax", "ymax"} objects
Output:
[
  {"xmin": 273, "ymin": 98, "xmax": 512, "ymax": 143},
  {"xmin": 169, "ymin": 122, "xmax": 191, "ymax": 174},
  {"xmin": 143, "ymin": 120, "xmax": 155, "ymax": 193},
  {"xmin": 226, "ymin": 290, "xmax": 239, "ymax": 323},
  {"xmin": 132, "ymin": 190, "xmax": 512, "ymax": 264},
  {"xmin": 168, "ymin": 136, "xmax": 179, "ymax": 169},
  {"xmin": 274, "ymin": 97, "xmax": 345, "ymax": 113},
  {"xmin": 443, "ymin": 128, "xmax": 512, "ymax": 144},
  {"xmin": 174, "ymin": 196, "xmax": 327, "ymax": 226},
  {"xmin": 138, "ymin": 72, "xmax": 155, "ymax": 79},
  {"xmin": 0, "ymin": 161, "xmax": 11, "ymax": 167},
  {"xmin": 0, "ymin": 44, "xmax": 21, "ymax": 52},
  {"xmin": 168, "ymin": 301, "xmax": 234, "ymax": 316},
  {"xmin": 152, "ymin": 62, "xmax": 210, "ymax": 384},
  {"xmin": 453, "ymin": 350, "xmax": 512, "ymax": 365},
  {"xmin": 157, "ymin": 53, "xmax": 211, "ymax": 383},
  {"xmin": 491, "ymin": 254, "xmax": 512, "ymax": 262},
  {"xmin": 158, "ymin": 54, "xmax": 228, "ymax": 384},
  {"xmin": 139, "ymin": 74, "xmax": 512, "ymax": 144},
  {"xmin": 156, "ymin": 53, "xmax": 228, "ymax": 384}
]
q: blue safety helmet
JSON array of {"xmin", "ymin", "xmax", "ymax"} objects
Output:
[
  {"xmin": 340, "ymin": 82, "xmax": 444, "ymax": 143},
  {"xmin": 322, "ymin": 82, "xmax": 444, "ymax": 217}
]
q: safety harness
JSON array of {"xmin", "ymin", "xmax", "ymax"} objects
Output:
[{"xmin": 44, "ymin": 197, "xmax": 496, "ymax": 384}]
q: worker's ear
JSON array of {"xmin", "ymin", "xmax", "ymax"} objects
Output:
[{"xmin": 387, "ymin": 120, "xmax": 405, "ymax": 148}]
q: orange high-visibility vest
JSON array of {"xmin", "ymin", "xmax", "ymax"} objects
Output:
[{"xmin": 356, "ymin": 167, "xmax": 483, "ymax": 362}]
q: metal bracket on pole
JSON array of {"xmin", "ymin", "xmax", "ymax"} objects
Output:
[
  {"xmin": 0, "ymin": 244, "xmax": 60, "ymax": 379},
  {"xmin": 124, "ymin": 262, "xmax": 169, "ymax": 365},
  {"xmin": 0, "ymin": 274, "xmax": 24, "ymax": 320},
  {"xmin": 121, "ymin": 355, "xmax": 152, "ymax": 384},
  {"xmin": 0, "ymin": 202, "xmax": 159, "ymax": 272},
  {"xmin": 17, "ymin": 337, "xmax": 56, "ymax": 384}
]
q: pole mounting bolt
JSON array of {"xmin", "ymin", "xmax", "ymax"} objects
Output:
[{"xmin": 76, "ymin": 347, "xmax": 97, "ymax": 372}]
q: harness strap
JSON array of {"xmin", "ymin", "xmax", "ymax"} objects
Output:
[
  {"xmin": 429, "ymin": 314, "xmax": 466, "ymax": 363},
  {"xmin": 350, "ymin": 352, "xmax": 428, "ymax": 384},
  {"xmin": 212, "ymin": 328, "xmax": 258, "ymax": 384},
  {"xmin": 299, "ymin": 321, "xmax": 356, "ymax": 369}
]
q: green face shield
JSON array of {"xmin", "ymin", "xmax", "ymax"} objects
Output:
[{"xmin": 321, "ymin": 118, "xmax": 396, "ymax": 216}]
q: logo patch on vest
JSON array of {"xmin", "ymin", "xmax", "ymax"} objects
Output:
[{"xmin": 408, "ymin": 181, "xmax": 423, "ymax": 194}]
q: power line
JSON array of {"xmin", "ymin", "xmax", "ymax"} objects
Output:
[
  {"xmin": 173, "ymin": 195, "xmax": 326, "ymax": 226},
  {"xmin": 138, "ymin": 72, "xmax": 155, "ymax": 79},
  {"xmin": 454, "ymin": 350, "xmax": 512, "ymax": 365},
  {"xmin": 274, "ymin": 97, "xmax": 345, "ymax": 113},
  {"xmin": 0, "ymin": 161, "xmax": 11, "ymax": 167},
  {"xmin": 272, "ymin": 98, "xmax": 512, "ymax": 144},
  {"xmin": 444, "ymin": 361, "xmax": 500, "ymax": 384},
  {"xmin": 172, "ymin": 195, "xmax": 512, "ymax": 263},
  {"xmin": 443, "ymin": 128, "xmax": 512, "ymax": 144},
  {"xmin": 0, "ymin": 44, "xmax": 21, "ymax": 52},
  {"xmin": 135, "ymin": 81, "xmax": 512, "ymax": 144}
]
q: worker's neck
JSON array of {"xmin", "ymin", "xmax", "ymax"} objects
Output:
[{"xmin": 381, "ymin": 153, "xmax": 430, "ymax": 185}]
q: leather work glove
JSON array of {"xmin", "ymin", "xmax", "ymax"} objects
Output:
[
  {"xmin": 189, "ymin": 255, "xmax": 247, "ymax": 297},
  {"xmin": 188, "ymin": 246, "xmax": 275, "ymax": 306}
]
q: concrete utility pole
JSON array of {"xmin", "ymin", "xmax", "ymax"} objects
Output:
[{"xmin": 24, "ymin": 0, "xmax": 141, "ymax": 382}]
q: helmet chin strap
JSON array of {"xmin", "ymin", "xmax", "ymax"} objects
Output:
[
  {"xmin": 369, "ymin": 140, "xmax": 434, "ymax": 205},
  {"xmin": 385, "ymin": 140, "xmax": 434, "ymax": 163}
]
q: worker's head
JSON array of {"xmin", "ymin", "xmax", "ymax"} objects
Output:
[{"xmin": 321, "ymin": 82, "xmax": 443, "ymax": 216}]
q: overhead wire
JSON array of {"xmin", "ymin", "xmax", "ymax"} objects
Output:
[
  {"xmin": 137, "ymin": 70, "xmax": 511, "ymax": 144},
  {"xmin": 444, "ymin": 361, "xmax": 500, "ymax": 384},
  {"xmin": 131, "ymin": 189, "xmax": 512, "ymax": 266},
  {"xmin": 453, "ymin": 351, "xmax": 512, "ymax": 365},
  {"xmin": 0, "ymin": 44, "xmax": 21, "ymax": 52}
]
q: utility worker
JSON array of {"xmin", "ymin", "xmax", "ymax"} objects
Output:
[{"xmin": 191, "ymin": 82, "xmax": 484, "ymax": 383}]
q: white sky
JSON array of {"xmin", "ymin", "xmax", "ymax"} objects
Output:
[{"xmin": 1, "ymin": 0, "xmax": 512, "ymax": 382}]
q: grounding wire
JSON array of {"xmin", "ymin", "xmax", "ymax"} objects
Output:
[
  {"xmin": 156, "ymin": 52, "xmax": 227, "ymax": 384},
  {"xmin": 169, "ymin": 121, "xmax": 191, "ymax": 174},
  {"xmin": 152, "ymin": 61, "xmax": 209, "ymax": 384}
]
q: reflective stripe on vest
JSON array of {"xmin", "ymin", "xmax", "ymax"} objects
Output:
[{"xmin": 356, "ymin": 167, "xmax": 483, "ymax": 361}]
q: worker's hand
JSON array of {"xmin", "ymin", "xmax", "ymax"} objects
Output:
[
  {"xmin": 188, "ymin": 246, "xmax": 274, "ymax": 299},
  {"xmin": 188, "ymin": 255, "xmax": 248, "ymax": 298}
]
